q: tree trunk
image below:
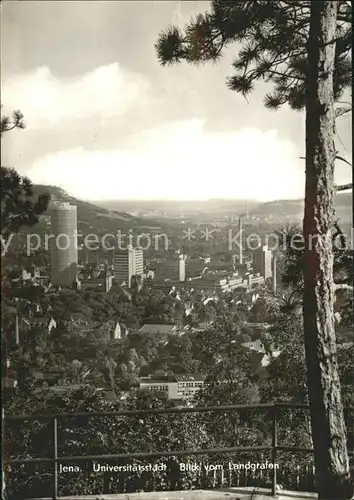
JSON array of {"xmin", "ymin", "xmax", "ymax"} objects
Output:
[{"xmin": 303, "ymin": 2, "xmax": 352, "ymax": 499}]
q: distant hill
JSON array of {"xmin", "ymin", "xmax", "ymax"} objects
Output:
[
  {"xmin": 92, "ymin": 198, "xmax": 259, "ymax": 217},
  {"xmin": 31, "ymin": 185, "xmax": 163, "ymax": 234},
  {"xmin": 93, "ymin": 194, "xmax": 352, "ymax": 224},
  {"xmin": 250, "ymin": 192, "xmax": 352, "ymax": 224},
  {"xmin": 22, "ymin": 186, "xmax": 351, "ymax": 241}
]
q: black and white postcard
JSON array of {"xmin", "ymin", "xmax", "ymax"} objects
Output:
[{"xmin": 1, "ymin": 1, "xmax": 353, "ymax": 499}]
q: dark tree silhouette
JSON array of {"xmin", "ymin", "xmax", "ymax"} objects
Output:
[
  {"xmin": 303, "ymin": 4, "xmax": 351, "ymax": 498},
  {"xmin": 1, "ymin": 108, "xmax": 50, "ymax": 238},
  {"xmin": 155, "ymin": 2, "xmax": 352, "ymax": 498},
  {"xmin": 1, "ymin": 107, "xmax": 25, "ymax": 137}
]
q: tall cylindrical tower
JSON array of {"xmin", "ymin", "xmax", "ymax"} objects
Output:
[{"xmin": 50, "ymin": 202, "xmax": 78, "ymax": 287}]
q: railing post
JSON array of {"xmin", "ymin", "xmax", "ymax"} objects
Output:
[
  {"xmin": 2, "ymin": 409, "xmax": 5, "ymax": 500},
  {"xmin": 271, "ymin": 405, "xmax": 277, "ymax": 498},
  {"xmin": 53, "ymin": 417, "xmax": 58, "ymax": 500}
]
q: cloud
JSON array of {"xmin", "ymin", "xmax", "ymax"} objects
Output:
[
  {"xmin": 1, "ymin": 63, "xmax": 150, "ymax": 128},
  {"xmin": 26, "ymin": 120, "xmax": 304, "ymax": 201}
]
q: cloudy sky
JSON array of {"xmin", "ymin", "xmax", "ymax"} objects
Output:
[{"xmin": 1, "ymin": 1, "xmax": 351, "ymax": 202}]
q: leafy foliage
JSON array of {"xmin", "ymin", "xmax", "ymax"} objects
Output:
[
  {"xmin": 1, "ymin": 167, "xmax": 50, "ymax": 238},
  {"xmin": 1, "ymin": 110, "xmax": 50, "ymax": 237},
  {"xmin": 4, "ymin": 233, "xmax": 353, "ymax": 496},
  {"xmin": 275, "ymin": 223, "xmax": 353, "ymax": 299}
]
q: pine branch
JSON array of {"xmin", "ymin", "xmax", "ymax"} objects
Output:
[
  {"xmin": 0, "ymin": 109, "xmax": 25, "ymax": 137},
  {"xmin": 335, "ymin": 284, "xmax": 353, "ymax": 291},
  {"xmin": 335, "ymin": 105, "xmax": 352, "ymax": 117},
  {"xmin": 335, "ymin": 183, "xmax": 352, "ymax": 192},
  {"xmin": 261, "ymin": 68, "xmax": 305, "ymax": 81},
  {"xmin": 335, "ymin": 155, "xmax": 352, "ymax": 167},
  {"xmin": 156, "ymin": 1, "xmax": 351, "ymax": 111},
  {"xmin": 300, "ymin": 156, "xmax": 352, "ymax": 168}
]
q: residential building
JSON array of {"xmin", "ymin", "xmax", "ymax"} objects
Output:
[
  {"xmin": 155, "ymin": 254, "xmax": 186, "ymax": 282},
  {"xmin": 65, "ymin": 319, "xmax": 128, "ymax": 342},
  {"xmin": 113, "ymin": 247, "xmax": 144, "ymax": 287},
  {"xmin": 96, "ymin": 321, "xmax": 128, "ymax": 341},
  {"xmin": 111, "ymin": 322, "xmax": 128, "ymax": 340},
  {"xmin": 144, "ymin": 269, "xmax": 155, "ymax": 280},
  {"xmin": 241, "ymin": 339, "xmax": 281, "ymax": 371},
  {"xmin": 252, "ymin": 245, "xmax": 272, "ymax": 280},
  {"xmin": 21, "ymin": 268, "xmax": 32, "ymax": 281},
  {"xmin": 24, "ymin": 316, "xmax": 57, "ymax": 335},
  {"xmin": 78, "ymin": 274, "xmax": 113, "ymax": 293},
  {"xmin": 50, "ymin": 202, "xmax": 78, "ymax": 287}
]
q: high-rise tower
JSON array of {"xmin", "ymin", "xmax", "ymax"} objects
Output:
[
  {"xmin": 113, "ymin": 247, "xmax": 144, "ymax": 287},
  {"xmin": 50, "ymin": 202, "xmax": 78, "ymax": 287},
  {"xmin": 253, "ymin": 245, "xmax": 272, "ymax": 280}
]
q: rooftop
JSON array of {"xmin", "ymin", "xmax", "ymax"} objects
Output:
[
  {"xmin": 176, "ymin": 373, "xmax": 206, "ymax": 382},
  {"xmin": 241, "ymin": 339, "xmax": 265, "ymax": 353},
  {"xmin": 140, "ymin": 373, "xmax": 206, "ymax": 383},
  {"xmin": 139, "ymin": 324, "xmax": 176, "ymax": 334},
  {"xmin": 140, "ymin": 377, "xmax": 176, "ymax": 383}
]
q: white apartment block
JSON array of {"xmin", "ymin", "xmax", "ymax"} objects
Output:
[
  {"xmin": 113, "ymin": 247, "xmax": 144, "ymax": 287},
  {"xmin": 253, "ymin": 245, "xmax": 272, "ymax": 280},
  {"xmin": 139, "ymin": 374, "xmax": 205, "ymax": 401}
]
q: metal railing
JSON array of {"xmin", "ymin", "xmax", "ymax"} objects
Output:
[{"xmin": 3, "ymin": 403, "xmax": 353, "ymax": 500}]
